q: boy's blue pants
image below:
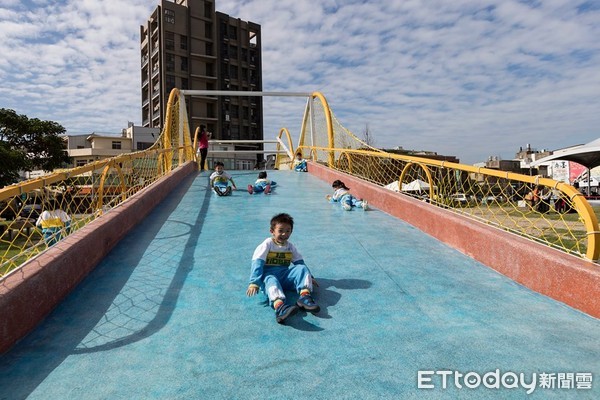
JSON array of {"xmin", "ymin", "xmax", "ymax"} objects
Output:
[{"xmin": 263, "ymin": 264, "xmax": 313, "ymax": 306}]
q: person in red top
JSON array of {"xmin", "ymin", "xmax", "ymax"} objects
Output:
[{"xmin": 197, "ymin": 124, "xmax": 210, "ymax": 171}]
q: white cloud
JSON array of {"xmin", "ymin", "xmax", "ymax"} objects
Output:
[{"xmin": 0, "ymin": 0, "xmax": 598, "ymax": 163}]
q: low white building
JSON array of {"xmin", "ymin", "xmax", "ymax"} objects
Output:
[{"xmin": 66, "ymin": 123, "xmax": 159, "ymax": 167}]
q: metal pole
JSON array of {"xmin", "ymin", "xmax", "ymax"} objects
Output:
[{"xmin": 180, "ymin": 90, "xmax": 312, "ymax": 97}]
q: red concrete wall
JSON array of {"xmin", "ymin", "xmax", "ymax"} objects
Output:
[
  {"xmin": 0, "ymin": 162, "xmax": 197, "ymax": 354},
  {"xmin": 308, "ymin": 161, "xmax": 600, "ymax": 319}
]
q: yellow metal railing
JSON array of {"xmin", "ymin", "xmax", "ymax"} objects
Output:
[
  {"xmin": 297, "ymin": 92, "xmax": 600, "ymax": 261},
  {"xmin": 0, "ymin": 89, "xmax": 195, "ymax": 277},
  {"xmin": 2, "ymin": 87, "xmax": 597, "ymax": 278}
]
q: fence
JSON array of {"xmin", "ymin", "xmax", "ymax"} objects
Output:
[
  {"xmin": 295, "ymin": 93, "xmax": 600, "ymax": 262},
  {"xmin": 2, "ymin": 89, "xmax": 598, "ymax": 280},
  {"xmin": 0, "ymin": 89, "xmax": 195, "ymax": 277}
]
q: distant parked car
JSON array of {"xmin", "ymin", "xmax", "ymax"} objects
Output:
[{"xmin": 450, "ymin": 193, "xmax": 468, "ymax": 205}]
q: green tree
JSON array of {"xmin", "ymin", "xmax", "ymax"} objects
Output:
[
  {"xmin": 0, "ymin": 108, "xmax": 70, "ymax": 185},
  {"xmin": 0, "ymin": 142, "xmax": 29, "ymax": 187}
]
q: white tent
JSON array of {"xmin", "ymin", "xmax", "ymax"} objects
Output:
[
  {"xmin": 385, "ymin": 179, "xmax": 436, "ymax": 192},
  {"xmin": 532, "ymin": 138, "xmax": 600, "ymax": 170},
  {"xmin": 384, "ymin": 181, "xmax": 400, "ymax": 192},
  {"xmin": 401, "ymin": 179, "xmax": 431, "ymax": 192},
  {"xmin": 532, "ymin": 138, "xmax": 600, "ymax": 194}
]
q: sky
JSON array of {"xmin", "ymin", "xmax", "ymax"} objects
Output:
[{"xmin": 0, "ymin": 0, "xmax": 599, "ymax": 164}]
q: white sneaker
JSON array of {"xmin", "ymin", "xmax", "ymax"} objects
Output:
[
  {"xmin": 361, "ymin": 200, "xmax": 368, "ymax": 211},
  {"xmin": 342, "ymin": 202, "xmax": 352, "ymax": 211}
]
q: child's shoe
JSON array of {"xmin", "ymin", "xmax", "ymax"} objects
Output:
[
  {"xmin": 342, "ymin": 202, "xmax": 352, "ymax": 211},
  {"xmin": 361, "ymin": 200, "xmax": 369, "ymax": 211},
  {"xmin": 275, "ymin": 304, "xmax": 298, "ymax": 324},
  {"xmin": 224, "ymin": 186, "xmax": 232, "ymax": 196},
  {"xmin": 296, "ymin": 294, "xmax": 320, "ymax": 313},
  {"xmin": 264, "ymin": 184, "xmax": 271, "ymax": 195},
  {"xmin": 247, "ymin": 184, "xmax": 254, "ymax": 194}
]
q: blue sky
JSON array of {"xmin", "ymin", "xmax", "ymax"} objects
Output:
[{"xmin": 0, "ymin": 0, "xmax": 599, "ymax": 164}]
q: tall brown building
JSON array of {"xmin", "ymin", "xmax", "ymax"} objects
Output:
[{"xmin": 140, "ymin": 0, "xmax": 263, "ymax": 146}]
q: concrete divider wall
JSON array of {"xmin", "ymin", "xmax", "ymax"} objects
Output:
[
  {"xmin": 308, "ymin": 161, "xmax": 600, "ymax": 319},
  {"xmin": 0, "ymin": 162, "xmax": 197, "ymax": 354}
]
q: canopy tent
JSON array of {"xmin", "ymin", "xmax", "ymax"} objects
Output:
[
  {"xmin": 385, "ymin": 179, "xmax": 436, "ymax": 192},
  {"xmin": 402, "ymin": 179, "xmax": 431, "ymax": 191},
  {"xmin": 384, "ymin": 181, "xmax": 400, "ymax": 192},
  {"xmin": 532, "ymin": 138, "xmax": 600, "ymax": 194},
  {"xmin": 531, "ymin": 138, "xmax": 600, "ymax": 170}
]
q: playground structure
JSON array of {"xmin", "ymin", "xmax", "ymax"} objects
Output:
[
  {"xmin": 2, "ymin": 89, "xmax": 598, "ymax": 279},
  {"xmin": 1, "ymin": 88, "xmax": 600, "ymax": 355}
]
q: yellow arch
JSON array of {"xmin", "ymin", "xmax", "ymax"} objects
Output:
[
  {"xmin": 299, "ymin": 92, "xmax": 335, "ymax": 166},
  {"xmin": 399, "ymin": 162, "xmax": 435, "ymax": 201},
  {"xmin": 96, "ymin": 161, "xmax": 127, "ymax": 213},
  {"xmin": 337, "ymin": 151, "xmax": 353, "ymax": 174},
  {"xmin": 193, "ymin": 126, "xmax": 200, "ymax": 169},
  {"xmin": 275, "ymin": 128, "xmax": 295, "ymax": 170}
]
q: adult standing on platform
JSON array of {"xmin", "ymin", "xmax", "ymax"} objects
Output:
[{"xmin": 197, "ymin": 124, "xmax": 210, "ymax": 171}]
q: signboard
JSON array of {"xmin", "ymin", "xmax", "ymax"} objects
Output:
[{"xmin": 550, "ymin": 161, "xmax": 569, "ymax": 183}]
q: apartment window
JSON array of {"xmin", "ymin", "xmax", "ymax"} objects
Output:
[
  {"xmin": 230, "ymin": 125, "xmax": 239, "ymax": 139},
  {"xmin": 205, "ymin": 23, "xmax": 212, "ymax": 39},
  {"xmin": 249, "ymin": 31, "xmax": 257, "ymax": 47},
  {"xmin": 229, "ymin": 45, "xmax": 238, "ymax": 57},
  {"xmin": 230, "ymin": 106, "xmax": 239, "ymax": 119},
  {"xmin": 180, "ymin": 35, "xmax": 187, "ymax": 50},
  {"xmin": 165, "ymin": 32, "xmax": 175, "ymax": 50},
  {"xmin": 206, "ymin": 42, "xmax": 213, "ymax": 56},
  {"xmin": 181, "ymin": 78, "xmax": 188, "ymax": 90},
  {"xmin": 77, "ymin": 145, "xmax": 84, "ymax": 149},
  {"xmin": 164, "ymin": 9, "xmax": 175, "ymax": 24},
  {"xmin": 166, "ymin": 75, "xmax": 176, "ymax": 93},
  {"xmin": 230, "ymin": 65, "xmax": 238, "ymax": 80},
  {"xmin": 76, "ymin": 160, "xmax": 86, "ymax": 167},
  {"xmin": 181, "ymin": 56, "xmax": 188, "ymax": 72},
  {"xmin": 166, "ymin": 53, "xmax": 175, "ymax": 72},
  {"xmin": 112, "ymin": 141, "xmax": 122, "ymax": 150},
  {"xmin": 229, "ymin": 25, "xmax": 237, "ymax": 39}
]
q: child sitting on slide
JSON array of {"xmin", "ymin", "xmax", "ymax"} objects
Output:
[
  {"xmin": 209, "ymin": 162, "xmax": 237, "ymax": 196},
  {"xmin": 293, "ymin": 152, "xmax": 308, "ymax": 172}
]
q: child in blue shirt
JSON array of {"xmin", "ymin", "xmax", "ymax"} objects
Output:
[
  {"xmin": 246, "ymin": 213, "xmax": 319, "ymax": 324},
  {"xmin": 293, "ymin": 152, "xmax": 308, "ymax": 172},
  {"xmin": 247, "ymin": 171, "xmax": 277, "ymax": 195}
]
